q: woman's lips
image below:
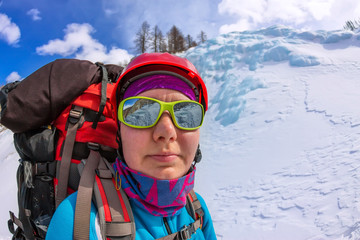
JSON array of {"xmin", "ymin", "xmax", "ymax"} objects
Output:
[{"xmin": 148, "ymin": 153, "xmax": 178, "ymax": 162}]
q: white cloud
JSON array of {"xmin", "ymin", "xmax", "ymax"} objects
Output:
[
  {"xmin": 0, "ymin": 13, "xmax": 20, "ymax": 45},
  {"xmin": 219, "ymin": 19, "xmax": 253, "ymax": 33},
  {"xmin": 5, "ymin": 72, "xmax": 21, "ymax": 83},
  {"xmin": 36, "ymin": 23, "xmax": 99, "ymax": 56},
  {"xmin": 218, "ymin": 0, "xmax": 266, "ymax": 22},
  {"xmin": 36, "ymin": 23, "xmax": 132, "ymax": 65},
  {"xmin": 218, "ymin": 0, "xmax": 359, "ymax": 33},
  {"xmin": 27, "ymin": 8, "xmax": 42, "ymax": 21}
]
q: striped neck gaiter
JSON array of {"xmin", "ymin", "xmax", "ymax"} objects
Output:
[{"xmin": 113, "ymin": 158, "xmax": 195, "ymax": 217}]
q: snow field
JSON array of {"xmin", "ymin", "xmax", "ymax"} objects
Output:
[{"xmin": 183, "ymin": 26, "xmax": 360, "ymax": 239}]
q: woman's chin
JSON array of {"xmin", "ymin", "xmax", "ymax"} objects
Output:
[{"xmin": 148, "ymin": 167, "xmax": 185, "ymax": 180}]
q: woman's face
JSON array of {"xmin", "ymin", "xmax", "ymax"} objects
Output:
[{"xmin": 120, "ymin": 88, "xmax": 200, "ymax": 180}]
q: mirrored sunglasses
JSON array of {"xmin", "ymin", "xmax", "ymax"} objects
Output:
[{"xmin": 118, "ymin": 96, "xmax": 204, "ymax": 130}]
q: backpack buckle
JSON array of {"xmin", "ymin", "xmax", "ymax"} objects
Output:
[
  {"xmin": 87, "ymin": 142, "xmax": 100, "ymax": 151},
  {"xmin": 69, "ymin": 108, "xmax": 83, "ymax": 124},
  {"xmin": 179, "ymin": 224, "xmax": 195, "ymax": 240}
]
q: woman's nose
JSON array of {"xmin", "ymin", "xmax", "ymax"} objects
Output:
[{"xmin": 152, "ymin": 112, "xmax": 177, "ymax": 142}]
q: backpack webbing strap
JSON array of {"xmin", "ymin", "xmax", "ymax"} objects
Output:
[
  {"xmin": 73, "ymin": 150, "xmax": 101, "ymax": 240},
  {"xmin": 92, "ymin": 63, "xmax": 109, "ymax": 129},
  {"xmin": 56, "ymin": 105, "xmax": 84, "ymax": 208},
  {"xmin": 69, "ymin": 141, "xmax": 117, "ymax": 162},
  {"xmin": 187, "ymin": 190, "xmax": 205, "ymax": 222},
  {"xmin": 8, "ymin": 211, "xmax": 23, "ymax": 232},
  {"xmin": 10, "ymin": 208, "xmax": 37, "ymax": 240},
  {"xmin": 156, "ymin": 220, "xmax": 202, "ymax": 240},
  {"xmin": 156, "ymin": 190, "xmax": 204, "ymax": 240},
  {"xmin": 93, "ymin": 159, "xmax": 135, "ymax": 240}
]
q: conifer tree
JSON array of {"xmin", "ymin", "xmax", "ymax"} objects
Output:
[
  {"xmin": 150, "ymin": 25, "xmax": 161, "ymax": 52},
  {"xmin": 344, "ymin": 19, "xmax": 360, "ymax": 31},
  {"xmin": 158, "ymin": 32, "xmax": 167, "ymax": 53},
  {"xmin": 167, "ymin": 25, "xmax": 185, "ymax": 53},
  {"xmin": 134, "ymin": 21, "xmax": 151, "ymax": 53},
  {"xmin": 197, "ymin": 30, "xmax": 207, "ymax": 44},
  {"xmin": 186, "ymin": 34, "xmax": 197, "ymax": 49}
]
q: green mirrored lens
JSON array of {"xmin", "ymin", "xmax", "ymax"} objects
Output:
[
  {"xmin": 123, "ymin": 98, "xmax": 160, "ymax": 127},
  {"xmin": 173, "ymin": 102, "xmax": 203, "ymax": 129}
]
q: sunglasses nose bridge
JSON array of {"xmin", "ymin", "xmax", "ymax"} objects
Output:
[{"xmin": 158, "ymin": 102, "xmax": 176, "ymax": 124}]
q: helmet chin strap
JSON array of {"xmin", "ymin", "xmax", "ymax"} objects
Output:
[
  {"xmin": 116, "ymin": 128, "xmax": 124, "ymax": 160},
  {"xmin": 193, "ymin": 144, "xmax": 202, "ymax": 165}
]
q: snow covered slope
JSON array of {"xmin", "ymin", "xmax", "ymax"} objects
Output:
[
  {"xmin": 0, "ymin": 125, "xmax": 19, "ymax": 239},
  {"xmin": 1, "ymin": 25, "xmax": 360, "ymax": 239},
  {"xmin": 182, "ymin": 25, "xmax": 360, "ymax": 240}
]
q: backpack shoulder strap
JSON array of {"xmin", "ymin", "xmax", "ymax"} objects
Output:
[
  {"xmin": 186, "ymin": 190, "xmax": 205, "ymax": 224},
  {"xmin": 56, "ymin": 105, "xmax": 85, "ymax": 208},
  {"xmin": 74, "ymin": 153, "xmax": 135, "ymax": 240},
  {"xmin": 73, "ymin": 150, "xmax": 101, "ymax": 239},
  {"xmin": 93, "ymin": 157, "xmax": 136, "ymax": 240}
]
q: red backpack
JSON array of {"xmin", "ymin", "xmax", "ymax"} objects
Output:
[{"xmin": 1, "ymin": 59, "xmax": 136, "ymax": 240}]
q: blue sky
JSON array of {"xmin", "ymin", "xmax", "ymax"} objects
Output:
[{"xmin": 1, "ymin": 0, "xmax": 359, "ymax": 86}]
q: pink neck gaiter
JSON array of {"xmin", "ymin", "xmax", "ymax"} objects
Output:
[{"xmin": 113, "ymin": 158, "xmax": 195, "ymax": 217}]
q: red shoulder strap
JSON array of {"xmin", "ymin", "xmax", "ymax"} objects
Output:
[
  {"xmin": 93, "ymin": 158, "xmax": 135, "ymax": 240},
  {"xmin": 187, "ymin": 190, "xmax": 204, "ymax": 229},
  {"xmin": 73, "ymin": 153, "xmax": 135, "ymax": 240}
]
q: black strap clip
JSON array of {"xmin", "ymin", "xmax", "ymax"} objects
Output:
[
  {"xmin": 87, "ymin": 142, "xmax": 100, "ymax": 151},
  {"xmin": 69, "ymin": 108, "xmax": 83, "ymax": 124},
  {"xmin": 179, "ymin": 223, "xmax": 196, "ymax": 240}
]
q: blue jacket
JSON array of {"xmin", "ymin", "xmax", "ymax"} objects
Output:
[{"xmin": 46, "ymin": 192, "xmax": 216, "ymax": 239}]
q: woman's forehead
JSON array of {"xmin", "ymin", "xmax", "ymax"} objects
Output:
[
  {"xmin": 137, "ymin": 89, "xmax": 191, "ymax": 101},
  {"xmin": 122, "ymin": 74, "xmax": 196, "ymax": 101}
]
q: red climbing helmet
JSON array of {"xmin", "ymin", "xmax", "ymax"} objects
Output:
[{"xmin": 111, "ymin": 53, "xmax": 208, "ymax": 114}]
